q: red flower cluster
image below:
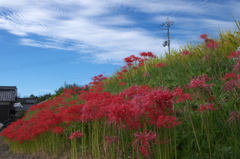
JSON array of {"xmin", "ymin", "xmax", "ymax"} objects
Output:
[
  {"xmin": 1, "ymin": 82, "xmax": 192, "ymax": 142},
  {"xmin": 226, "ymin": 51, "xmax": 240, "ymax": 59},
  {"xmin": 200, "ymin": 34, "xmax": 208, "ymax": 40},
  {"xmin": 0, "ymin": 108, "xmax": 62, "ymax": 141},
  {"xmin": 122, "ymin": 69, "xmax": 128, "ymax": 73},
  {"xmin": 140, "ymin": 52, "xmax": 157, "ymax": 58},
  {"xmin": 200, "ymin": 34, "xmax": 219, "ymax": 49},
  {"xmin": 124, "ymin": 55, "xmax": 140, "ymax": 65},
  {"xmin": 133, "ymin": 130, "xmax": 157, "ymax": 157},
  {"xmin": 156, "ymin": 115, "xmax": 181, "ymax": 128},
  {"xmin": 222, "ymin": 72, "xmax": 240, "ymax": 91},
  {"xmin": 195, "ymin": 103, "xmax": 221, "ymax": 112},
  {"xmin": 52, "ymin": 126, "xmax": 65, "ymax": 134},
  {"xmin": 118, "ymin": 82, "xmax": 127, "ymax": 85},
  {"xmin": 123, "ymin": 52, "xmax": 157, "ymax": 68},
  {"xmin": 0, "ymin": 52, "xmax": 194, "ymax": 145},
  {"xmin": 89, "ymin": 74, "xmax": 108, "ymax": 85},
  {"xmin": 69, "ymin": 131, "xmax": 83, "ymax": 140},
  {"xmin": 205, "ymin": 39, "xmax": 219, "ymax": 48},
  {"xmin": 233, "ymin": 60, "xmax": 240, "ymax": 73},
  {"xmin": 222, "ymin": 72, "xmax": 238, "ymax": 80},
  {"xmin": 104, "ymin": 136, "xmax": 120, "ymax": 149},
  {"xmin": 187, "ymin": 74, "xmax": 214, "ymax": 90},
  {"xmin": 117, "ymin": 75, "xmax": 123, "ymax": 79},
  {"xmin": 154, "ymin": 63, "xmax": 165, "ymax": 67},
  {"xmin": 227, "ymin": 111, "xmax": 240, "ymax": 123},
  {"xmin": 172, "ymin": 87, "xmax": 192, "ymax": 103}
]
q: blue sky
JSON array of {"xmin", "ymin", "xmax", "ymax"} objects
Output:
[{"xmin": 0, "ymin": 0, "xmax": 239, "ymax": 97}]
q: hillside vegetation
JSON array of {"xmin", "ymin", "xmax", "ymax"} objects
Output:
[{"xmin": 1, "ymin": 20, "xmax": 240, "ymax": 159}]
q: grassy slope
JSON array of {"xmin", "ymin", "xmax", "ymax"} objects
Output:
[
  {"xmin": 102, "ymin": 28, "xmax": 240, "ymax": 158},
  {"xmin": 1, "ymin": 21, "xmax": 240, "ymax": 159}
]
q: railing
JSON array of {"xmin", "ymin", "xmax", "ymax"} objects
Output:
[{"xmin": 1, "ymin": 117, "xmax": 15, "ymax": 129}]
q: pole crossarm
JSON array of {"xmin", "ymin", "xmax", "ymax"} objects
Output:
[{"xmin": 161, "ymin": 18, "xmax": 174, "ymax": 55}]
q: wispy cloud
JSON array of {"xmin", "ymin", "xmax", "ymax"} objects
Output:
[{"xmin": 0, "ymin": 0, "xmax": 239, "ymax": 64}]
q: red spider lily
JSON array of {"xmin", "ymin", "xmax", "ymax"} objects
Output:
[
  {"xmin": 127, "ymin": 63, "xmax": 133, "ymax": 66},
  {"xmin": 138, "ymin": 62, "xmax": 145, "ymax": 67},
  {"xmin": 1, "ymin": 82, "xmax": 187, "ymax": 143},
  {"xmin": 222, "ymin": 72, "xmax": 240, "ymax": 91},
  {"xmin": 156, "ymin": 115, "xmax": 181, "ymax": 128},
  {"xmin": 121, "ymin": 86, "xmax": 175, "ymax": 127},
  {"xmin": 124, "ymin": 57, "xmax": 134, "ymax": 63},
  {"xmin": 223, "ymin": 79, "xmax": 240, "ymax": 91},
  {"xmin": 52, "ymin": 126, "xmax": 65, "ymax": 134},
  {"xmin": 233, "ymin": 60, "xmax": 240, "ymax": 73},
  {"xmin": 132, "ymin": 66, "xmax": 138, "ymax": 69},
  {"xmin": 138, "ymin": 58, "xmax": 147, "ymax": 67},
  {"xmin": 154, "ymin": 63, "xmax": 165, "ymax": 67},
  {"xmin": 117, "ymin": 72, "xmax": 123, "ymax": 75},
  {"xmin": 227, "ymin": 111, "xmax": 240, "ymax": 123},
  {"xmin": 222, "ymin": 72, "xmax": 238, "ymax": 80},
  {"xmin": 118, "ymin": 82, "xmax": 127, "ymax": 85},
  {"xmin": 104, "ymin": 136, "xmax": 120, "ymax": 149},
  {"xmin": 172, "ymin": 87, "xmax": 192, "ymax": 103},
  {"xmin": 187, "ymin": 74, "xmax": 214, "ymax": 90},
  {"xmin": 122, "ymin": 69, "xmax": 128, "ymax": 73},
  {"xmin": 226, "ymin": 51, "xmax": 240, "ymax": 59},
  {"xmin": 59, "ymin": 104, "xmax": 84, "ymax": 122},
  {"xmin": 117, "ymin": 76, "xmax": 123, "ymax": 79},
  {"xmin": 0, "ymin": 119, "xmax": 26, "ymax": 140},
  {"xmin": 181, "ymin": 50, "xmax": 191, "ymax": 56},
  {"xmin": 80, "ymin": 92, "xmax": 113, "ymax": 121},
  {"xmin": 206, "ymin": 95, "xmax": 216, "ymax": 102},
  {"xmin": 89, "ymin": 74, "xmax": 108, "ymax": 85},
  {"xmin": 105, "ymin": 136, "xmax": 120, "ymax": 143},
  {"xmin": 195, "ymin": 103, "xmax": 221, "ymax": 112},
  {"xmin": 140, "ymin": 52, "xmax": 148, "ymax": 57},
  {"xmin": 69, "ymin": 130, "xmax": 83, "ymax": 140},
  {"xmin": 200, "ymin": 34, "xmax": 208, "ymax": 40},
  {"xmin": 148, "ymin": 52, "xmax": 157, "ymax": 58},
  {"xmin": 105, "ymin": 85, "xmax": 179, "ymax": 129},
  {"xmin": 140, "ymin": 52, "xmax": 157, "ymax": 58},
  {"xmin": 200, "ymin": 34, "xmax": 219, "ymax": 49},
  {"xmin": 133, "ymin": 130, "xmax": 157, "ymax": 158},
  {"xmin": 206, "ymin": 40, "xmax": 219, "ymax": 49},
  {"xmin": 124, "ymin": 55, "xmax": 140, "ymax": 64},
  {"xmin": 106, "ymin": 100, "xmax": 143, "ymax": 129},
  {"xmin": 1, "ymin": 108, "xmax": 62, "ymax": 141},
  {"xmin": 119, "ymin": 85, "xmax": 151, "ymax": 100}
]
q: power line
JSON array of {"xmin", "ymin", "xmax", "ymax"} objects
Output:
[{"xmin": 161, "ymin": 18, "xmax": 174, "ymax": 55}]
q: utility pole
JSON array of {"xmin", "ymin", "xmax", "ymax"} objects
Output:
[{"xmin": 161, "ymin": 18, "xmax": 174, "ymax": 55}]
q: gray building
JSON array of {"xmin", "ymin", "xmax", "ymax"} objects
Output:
[
  {"xmin": 0, "ymin": 86, "xmax": 17, "ymax": 123},
  {"xmin": 15, "ymin": 97, "xmax": 37, "ymax": 111}
]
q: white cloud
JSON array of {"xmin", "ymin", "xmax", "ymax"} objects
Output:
[
  {"xmin": 20, "ymin": 38, "xmax": 74, "ymax": 50},
  {"xmin": 0, "ymin": 0, "xmax": 239, "ymax": 64}
]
